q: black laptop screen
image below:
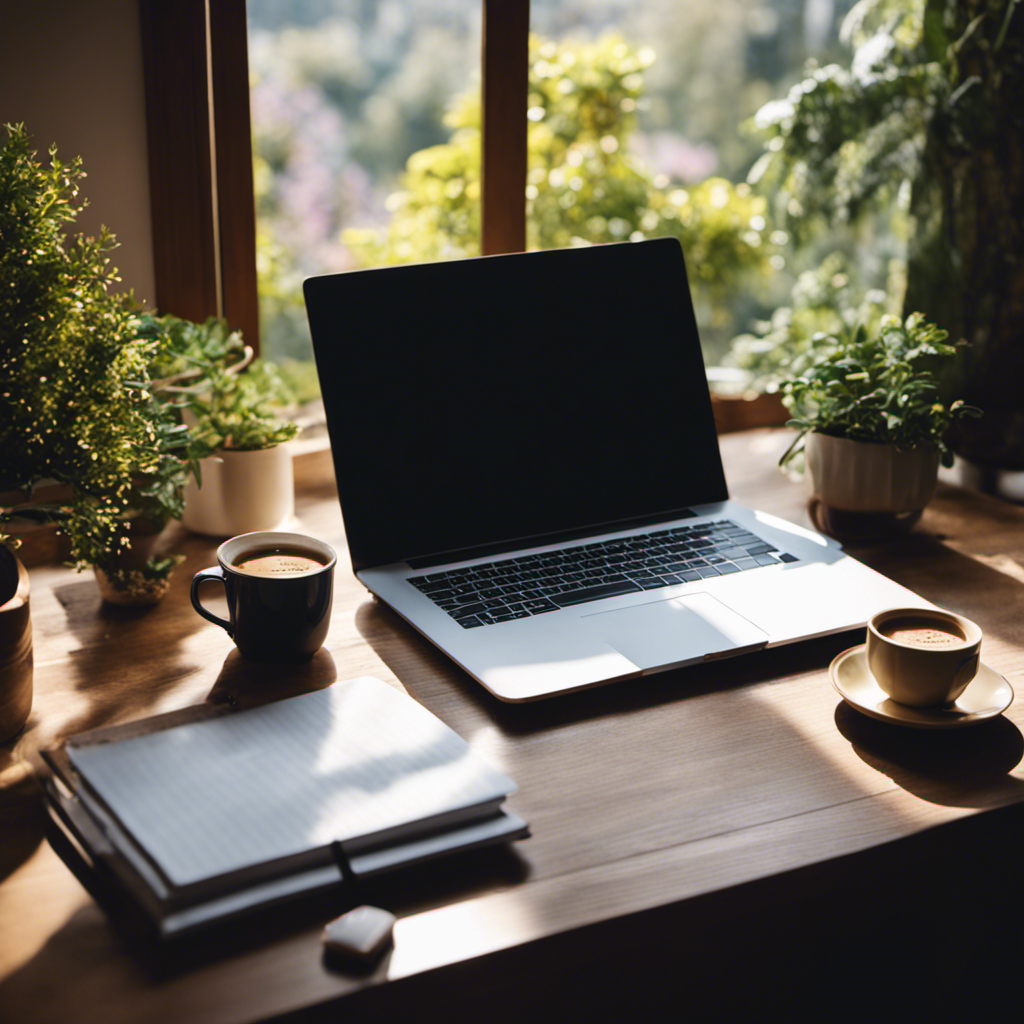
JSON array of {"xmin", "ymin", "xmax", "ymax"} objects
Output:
[{"xmin": 304, "ymin": 238, "xmax": 729, "ymax": 571}]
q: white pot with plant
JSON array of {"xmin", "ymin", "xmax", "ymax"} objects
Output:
[
  {"xmin": 142, "ymin": 316, "xmax": 301, "ymax": 537},
  {"xmin": 182, "ymin": 443, "xmax": 295, "ymax": 538},
  {"xmin": 779, "ymin": 313, "xmax": 981, "ymax": 541}
]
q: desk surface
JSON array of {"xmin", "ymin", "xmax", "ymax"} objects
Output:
[{"xmin": 2, "ymin": 430, "xmax": 1023, "ymax": 1022}]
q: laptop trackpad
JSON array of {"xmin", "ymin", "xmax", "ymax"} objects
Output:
[{"xmin": 582, "ymin": 592, "xmax": 769, "ymax": 671}]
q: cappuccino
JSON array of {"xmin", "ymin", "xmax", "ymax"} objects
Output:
[
  {"xmin": 868, "ymin": 607, "xmax": 982, "ymax": 707},
  {"xmin": 233, "ymin": 547, "xmax": 327, "ymax": 578},
  {"xmin": 879, "ymin": 616, "xmax": 967, "ymax": 649}
]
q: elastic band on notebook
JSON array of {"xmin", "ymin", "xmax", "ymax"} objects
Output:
[{"xmin": 331, "ymin": 841, "xmax": 355, "ymax": 884}]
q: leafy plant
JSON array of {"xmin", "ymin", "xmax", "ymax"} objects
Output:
[
  {"xmin": 779, "ymin": 312, "xmax": 981, "ymax": 467},
  {"xmin": 0, "ymin": 123, "xmax": 178, "ymax": 567},
  {"xmin": 726, "ymin": 252, "xmax": 897, "ymax": 391},
  {"xmin": 744, "ymin": 0, "xmax": 1024, "ymax": 465},
  {"xmin": 140, "ymin": 314, "xmax": 300, "ymax": 452}
]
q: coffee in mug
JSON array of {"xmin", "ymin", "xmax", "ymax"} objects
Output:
[
  {"xmin": 877, "ymin": 615, "xmax": 968, "ymax": 649},
  {"xmin": 867, "ymin": 607, "xmax": 982, "ymax": 708},
  {"xmin": 232, "ymin": 546, "xmax": 329, "ymax": 578},
  {"xmin": 191, "ymin": 531, "xmax": 336, "ymax": 661}
]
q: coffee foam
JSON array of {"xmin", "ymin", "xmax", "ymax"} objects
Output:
[
  {"xmin": 885, "ymin": 626, "xmax": 964, "ymax": 648},
  {"xmin": 879, "ymin": 616, "xmax": 967, "ymax": 648},
  {"xmin": 234, "ymin": 549, "xmax": 325, "ymax": 578}
]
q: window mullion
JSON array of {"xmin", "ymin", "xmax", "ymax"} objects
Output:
[
  {"xmin": 481, "ymin": 0, "xmax": 530, "ymax": 255},
  {"xmin": 208, "ymin": 0, "xmax": 260, "ymax": 350}
]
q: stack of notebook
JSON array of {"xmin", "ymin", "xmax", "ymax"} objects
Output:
[{"xmin": 41, "ymin": 677, "xmax": 528, "ymax": 938}]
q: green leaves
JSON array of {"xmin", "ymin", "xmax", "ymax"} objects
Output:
[
  {"xmin": 344, "ymin": 33, "xmax": 774, "ymax": 302},
  {"xmin": 139, "ymin": 313, "xmax": 300, "ymax": 453},
  {"xmin": 0, "ymin": 127, "xmax": 298, "ymax": 575},
  {"xmin": 0, "ymin": 124, "xmax": 158, "ymax": 561},
  {"xmin": 779, "ymin": 312, "xmax": 981, "ymax": 466}
]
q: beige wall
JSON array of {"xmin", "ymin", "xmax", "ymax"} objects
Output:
[{"xmin": 1, "ymin": 0, "xmax": 156, "ymax": 305}]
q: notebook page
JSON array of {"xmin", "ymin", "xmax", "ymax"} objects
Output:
[{"xmin": 68, "ymin": 677, "xmax": 515, "ymax": 889}]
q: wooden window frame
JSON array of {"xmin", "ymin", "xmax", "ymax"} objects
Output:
[
  {"xmin": 482, "ymin": 0, "xmax": 529, "ymax": 255},
  {"xmin": 139, "ymin": 0, "xmax": 529, "ymax": 351}
]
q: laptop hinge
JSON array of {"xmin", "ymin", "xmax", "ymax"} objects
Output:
[{"xmin": 405, "ymin": 508, "xmax": 699, "ymax": 569}]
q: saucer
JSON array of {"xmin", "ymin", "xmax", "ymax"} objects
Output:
[{"xmin": 829, "ymin": 645, "xmax": 1013, "ymax": 729}]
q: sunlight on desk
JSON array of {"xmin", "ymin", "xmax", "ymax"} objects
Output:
[{"xmin": 389, "ymin": 896, "xmax": 541, "ymax": 978}]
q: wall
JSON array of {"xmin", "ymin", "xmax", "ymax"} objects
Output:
[{"xmin": 0, "ymin": 0, "xmax": 156, "ymax": 305}]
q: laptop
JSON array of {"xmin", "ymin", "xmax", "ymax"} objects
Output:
[{"xmin": 304, "ymin": 237, "xmax": 925, "ymax": 701}]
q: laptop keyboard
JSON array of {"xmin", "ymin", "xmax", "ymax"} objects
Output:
[{"xmin": 408, "ymin": 519, "xmax": 797, "ymax": 628}]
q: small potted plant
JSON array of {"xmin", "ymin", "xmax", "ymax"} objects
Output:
[
  {"xmin": 779, "ymin": 313, "xmax": 980, "ymax": 540},
  {"xmin": 140, "ymin": 315, "xmax": 301, "ymax": 537}
]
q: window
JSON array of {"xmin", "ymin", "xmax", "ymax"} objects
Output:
[
  {"xmin": 141, "ymin": 0, "xmax": 528, "ymax": 362},
  {"xmin": 143, "ymin": 1, "xmax": 857, "ymax": 369}
]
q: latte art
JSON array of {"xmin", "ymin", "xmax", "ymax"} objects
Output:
[{"xmin": 234, "ymin": 548, "xmax": 326, "ymax": 578}]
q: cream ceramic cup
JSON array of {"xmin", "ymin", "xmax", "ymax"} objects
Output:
[{"xmin": 866, "ymin": 607, "xmax": 982, "ymax": 708}]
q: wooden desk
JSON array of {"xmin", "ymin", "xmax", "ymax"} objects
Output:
[{"xmin": 2, "ymin": 431, "xmax": 1023, "ymax": 1021}]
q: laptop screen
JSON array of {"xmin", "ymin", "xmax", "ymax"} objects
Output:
[{"xmin": 305, "ymin": 238, "xmax": 729, "ymax": 571}]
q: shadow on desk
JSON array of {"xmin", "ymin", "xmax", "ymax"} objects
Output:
[
  {"xmin": 355, "ymin": 596, "xmax": 864, "ymax": 731},
  {"xmin": 835, "ymin": 702, "xmax": 1024, "ymax": 807},
  {"xmin": 262, "ymin": 806, "xmax": 1023, "ymax": 1024},
  {"xmin": 4, "ymin": 822, "xmax": 529, "ymax": 987},
  {"xmin": 11, "ymin": 813, "xmax": 1020, "ymax": 1024}
]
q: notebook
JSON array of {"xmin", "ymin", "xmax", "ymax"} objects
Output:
[
  {"xmin": 304, "ymin": 237, "xmax": 928, "ymax": 702},
  {"xmin": 43, "ymin": 678, "xmax": 527, "ymax": 936}
]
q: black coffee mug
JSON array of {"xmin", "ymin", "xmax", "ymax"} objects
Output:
[{"xmin": 191, "ymin": 531, "xmax": 336, "ymax": 661}]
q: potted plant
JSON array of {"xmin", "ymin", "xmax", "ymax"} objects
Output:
[
  {"xmin": 743, "ymin": 0, "xmax": 1024, "ymax": 486},
  {"xmin": 779, "ymin": 312, "xmax": 980, "ymax": 540},
  {"xmin": 0, "ymin": 124, "xmax": 199, "ymax": 608},
  {"xmin": 140, "ymin": 315, "xmax": 301, "ymax": 537}
]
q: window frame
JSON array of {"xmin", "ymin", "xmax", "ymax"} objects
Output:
[{"xmin": 139, "ymin": 0, "xmax": 529, "ymax": 353}]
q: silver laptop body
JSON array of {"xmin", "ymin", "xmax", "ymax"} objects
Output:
[{"xmin": 305, "ymin": 238, "xmax": 924, "ymax": 701}]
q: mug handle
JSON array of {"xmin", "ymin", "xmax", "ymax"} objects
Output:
[
  {"xmin": 191, "ymin": 566, "xmax": 234, "ymax": 635},
  {"xmin": 953, "ymin": 651, "xmax": 981, "ymax": 693}
]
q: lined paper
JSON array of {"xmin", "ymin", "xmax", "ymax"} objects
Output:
[{"xmin": 68, "ymin": 678, "xmax": 515, "ymax": 889}]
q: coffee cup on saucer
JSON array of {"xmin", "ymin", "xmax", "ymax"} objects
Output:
[{"xmin": 866, "ymin": 607, "xmax": 982, "ymax": 708}]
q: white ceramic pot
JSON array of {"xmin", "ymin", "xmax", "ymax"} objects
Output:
[
  {"xmin": 804, "ymin": 433, "xmax": 940, "ymax": 513},
  {"xmin": 804, "ymin": 432, "xmax": 940, "ymax": 541},
  {"xmin": 182, "ymin": 444, "xmax": 295, "ymax": 538}
]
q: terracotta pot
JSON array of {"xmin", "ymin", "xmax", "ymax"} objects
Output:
[
  {"xmin": 804, "ymin": 433, "xmax": 940, "ymax": 541},
  {"xmin": 93, "ymin": 567, "xmax": 173, "ymax": 607},
  {"xmin": 181, "ymin": 444, "xmax": 294, "ymax": 537},
  {"xmin": 0, "ymin": 546, "xmax": 33, "ymax": 742}
]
